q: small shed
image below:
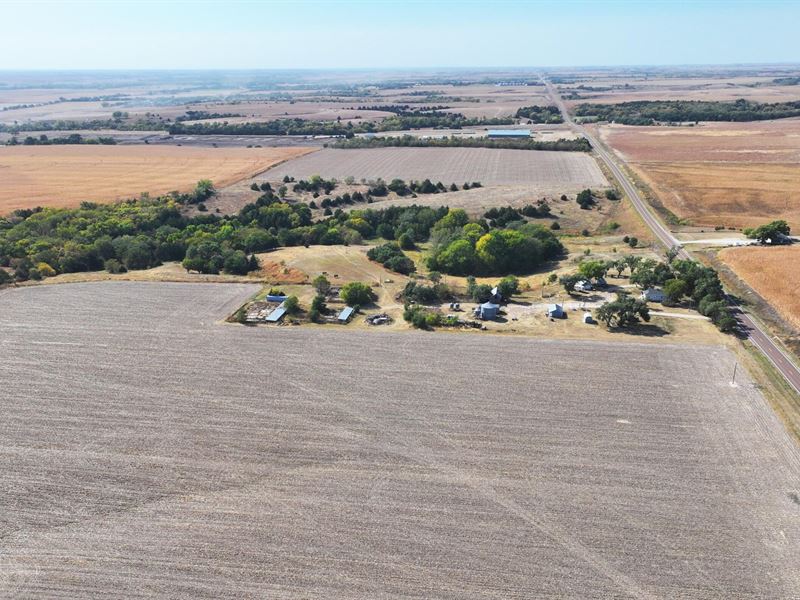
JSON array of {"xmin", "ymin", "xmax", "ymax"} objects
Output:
[
  {"xmin": 575, "ymin": 280, "xmax": 593, "ymax": 292},
  {"xmin": 266, "ymin": 306, "xmax": 287, "ymax": 322},
  {"xmin": 479, "ymin": 302, "xmax": 500, "ymax": 320},
  {"xmin": 266, "ymin": 294, "xmax": 287, "ymax": 303},
  {"xmin": 547, "ymin": 303, "xmax": 564, "ymax": 318},
  {"xmin": 641, "ymin": 287, "xmax": 665, "ymax": 303},
  {"xmin": 583, "ymin": 312, "xmax": 595, "ymax": 324},
  {"xmin": 337, "ymin": 306, "xmax": 355, "ymax": 323}
]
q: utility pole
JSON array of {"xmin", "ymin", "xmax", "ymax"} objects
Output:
[{"xmin": 731, "ymin": 362, "xmax": 738, "ymax": 386}]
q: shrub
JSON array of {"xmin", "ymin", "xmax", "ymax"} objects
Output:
[
  {"xmin": 283, "ymin": 295, "xmax": 300, "ymax": 314},
  {"xmin": 104, "ymin": 258, "xmax": 126, "ymax": 274}
]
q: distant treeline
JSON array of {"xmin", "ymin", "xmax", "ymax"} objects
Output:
[
  {"xmin": 174, "ymin": 110, "xmax": 243, "ymax": 122},
  {"xmin": 514, "ymin": 105, "xmax": 563, "ymax": 123},
  {"xmin": 773, "ymin": 77, "xmax": 800, "ymax": 86},
  {"xmin": 332, "ymin": 134, "xmax": 592, "ymax": 152},
  {"xmin": 167, "ymin": 113, "xmax": 515, "ymax": 136},
  {"xmin": 7, "ymin": 133, "xmax": 117, "ymax": 146},
  {"xmin": 0, "ymin": 117, "xmax": 165, "ymax": 133},
  {"xmin": 573, "ymin": 99, "xmax": 800, "ymax": 125}
]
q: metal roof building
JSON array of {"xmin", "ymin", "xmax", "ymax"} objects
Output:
[
  {"xmin": 547, "ymin": 304, "xmax": 564, "ymax": 318},
  {"xmin": 338, "ymin": 306, "xmax": 355, "ymax": 322},
  {"xmin": 266, "ymin": 306, "xmax": 287, "ymax": 322},
  {"xmin": 487, "ymin": 129, "xmax": 531, "ymax": 138},
  {"xmin": 479, "ymin": 302, "xmax": 500, "ymax": 320}
]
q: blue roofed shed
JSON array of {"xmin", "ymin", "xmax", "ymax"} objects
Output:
[
  {"xmin": 338, "ymin": 306, "xmax": 355, "ymax": 323},
  {"xmin": 487, "ymin": 129, "xmax": 531, "ymax": 138},
  {"xmin": 547, "ymin": 304, "xmax": 564, "ymax": 318},
  {"xmin": 266, "ymin": 306, "xmax": 287, "ymax": 322}
]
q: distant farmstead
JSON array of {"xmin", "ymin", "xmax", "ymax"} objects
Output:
[{"xmin": 487, "ymin": 129, "xmax": 531, "ymax": 139}]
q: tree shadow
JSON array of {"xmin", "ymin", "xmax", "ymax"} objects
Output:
[{"xmin": 606, "ymin": 323, "xmax": 669, "ymax": 337}]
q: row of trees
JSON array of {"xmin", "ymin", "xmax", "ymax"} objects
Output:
[
  {"xmin": 332, "ymin": 134, "xmax": 592, "ymax": 152},
  {"xmin": 574, "ymin": 99, "xmax": 800, "ymax": 125},
  {"xmin": 7, "ymin": 133, "xmax": 117, "ymax": 146},
  {"xmin": 167, "ymin": 113, "xmax": 515, "ymax": 137},
  {"xmin": 484, "ymin": 202, "xmax": 552, "ymax": 227}
]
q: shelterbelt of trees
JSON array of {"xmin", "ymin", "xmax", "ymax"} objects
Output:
[
  {"xmin": 0, "ymin": 184, "xmax": 559, "ymax": 284},
  {"xmin": 167, "ymin": 113, "xmax": 515, "ymax": 136},
  {"xmin": 573, "ymin": 98, "xmax": 800, "ymax": 125},
  {"xmin": 333, "ymin": 135, "xmax": 592, "ymax": 152}
]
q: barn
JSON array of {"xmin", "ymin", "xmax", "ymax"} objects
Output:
[{"xmin": 486, "ymin": 129, "xmax": 531, "ymax": 139}]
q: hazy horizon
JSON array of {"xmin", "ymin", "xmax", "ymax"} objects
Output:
[{"xmin": 2, "ymin": 0, "xmax": 799, "ymax": 70}]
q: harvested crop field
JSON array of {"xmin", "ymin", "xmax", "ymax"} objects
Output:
[
  {"xmin": 262, "ymin": 147, "xmax": 608, "ymax": 188},
  {"xmin": 596, "ymin": 122, "xmax": 800, "ymax": 229},
  {"xmin": 0, "ymin": 145, "xmax": 314, "ymax": 214},
  {"xmin": 633, "ymin": 161, "xmax": 800, "ymax": 230},
  {"xmin": 720, "ymin": 245, "xmax": 800, "ymax": 329},
  {"xmin": 1, "ymin": 281, "xmax": 799, "ymax": 598},
  {"xmin": 598, "ymin": 120, "xmax": 800, "ymax": 164}
]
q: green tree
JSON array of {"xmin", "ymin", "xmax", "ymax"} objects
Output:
[
  {"xmin": 596, "ymin": 292, "xmax": 650, "ymax": 328},
  {"xmin": 559, "ymin": 273, "xmax": 582, "ymax": 293},
  {"xmin": 578, "ymin": 260, "xmax": 609, "ymax": 281},
  {"xmin": 496, "ymin": 275, "xmax": 519, "ymax": 299},
  {"xmin": 744, "ymin": 220, "xmax": 791, "ymax": 243},
  {"xmin": 313, "ymin": 274, "xmax": 331, "ymax": 295},
  {"xmin": 283, "ymin": 295, "xmax": 300, "ymax": 314},
  {"xmin": 663, "ymin": 278, "xmax": 689, "ymax": 304},
  {"xmin": 223, "ymin": 250, "xmax": 250, "ymax": 275},
  {"xmin": 341, "ymin": 281, "xmax": 376, "ymax": 306}
]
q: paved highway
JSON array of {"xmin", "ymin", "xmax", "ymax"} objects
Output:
[{"xmin": 544, "ymin": 80, "xmax": 800, "ymax": 396}]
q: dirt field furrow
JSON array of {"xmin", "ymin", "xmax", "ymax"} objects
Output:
[
  {"xmin": 0, "ymin": 281, "xmax": 798, "ymax": 598},
  {"xmin": 260, "ymin": 147, "xmax": 608, "ymax": 189}
]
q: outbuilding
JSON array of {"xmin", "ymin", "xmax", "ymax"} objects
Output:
[
  {"xmin": 266, "ymin": 306, "xmax": 287, "ymax": 323},
  {"xmin": 575, "ymin": 280, "xmax": 593, "ymax": 292},
  {"xmin": 487, "ymin": 129, "xmax": 531, "ymax": 139},
  {"xmin": 546, "ymin": 303, "xmax": 565, "ymax": 318},
  {"xmin": 479, "ymin": 302, "xmax": 500, "ymax": 320},
  {"xmin": 337, "ymin": 306, "xmax": 355, "ymax": 323},
  {"xmin": 583, "ymin": 312, "xmax": 595, "ymax": 324},
  {"xmin": 641, "ymin": 287, "xmax": 666, "ymax": 303}
]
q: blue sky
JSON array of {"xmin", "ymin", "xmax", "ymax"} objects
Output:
[{"xmin": 1, "ymin": 0, "xmax": 798, "ymax": 69}]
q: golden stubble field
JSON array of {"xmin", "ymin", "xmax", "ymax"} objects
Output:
[
  {"xmin": 0, "ymin": 145, "xmax": 315, "ymax": 213},
  {"xmin": 719, "ymin": 245, "xmax": 800, "ymax": 330},
  {"xmin": 598, "ymin": 121, "xmax": 800, "ymax": 229}
]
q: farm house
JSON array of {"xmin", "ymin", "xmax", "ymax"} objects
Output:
[
  {"xmin": 487, "ymin": 129, "xmax": 531, "ymax": 139},
  {"xmin": 641, "ymin": 287, "xmax": 666, "ymax": 302}
]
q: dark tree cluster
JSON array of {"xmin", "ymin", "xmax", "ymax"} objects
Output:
[
  {"xmin": 366, "ymin": 243, "xmax": 416, "ymax": 275},
  {"xmin": 426, "ymin": 209, "xmax": 563, "ymax": 276},
  {"xmin": 574, "ymin": 98, "xmax": 800, "ymax": 125},
  {"xmin": 484, "ymin": 202, "xmax": 552, "ymax": 227},
  {"xmin": 514, "ymin": 105, "xmax": 564, "ymax": 124},
  {"xmin": 576, "ymin": 189, "xmax": 597, "ymax": 209}
]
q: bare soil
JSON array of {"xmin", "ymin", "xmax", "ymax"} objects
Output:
[{"xmin": 0, "ymin": 281, "xmax": 798, "ymax": 598}]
